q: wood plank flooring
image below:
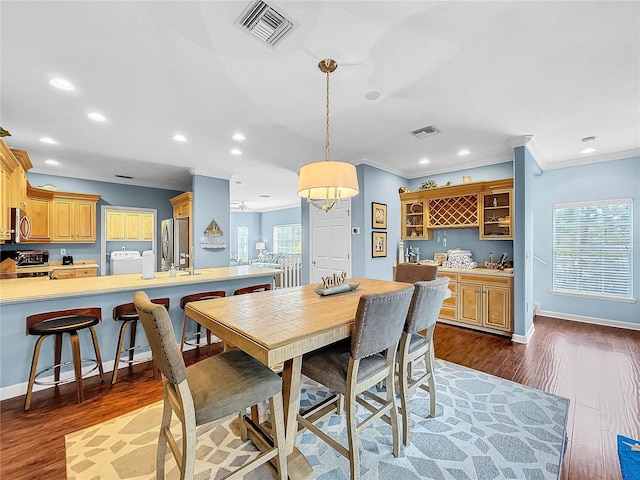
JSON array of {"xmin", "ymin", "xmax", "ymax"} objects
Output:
[{"xmin": 1, "ymin": 316, "xmax": 638, "ymax": 479}]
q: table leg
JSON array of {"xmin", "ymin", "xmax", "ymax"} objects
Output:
[{"xmin": 281, "ymin": 355, "xmax": 302, "ymax": 455}]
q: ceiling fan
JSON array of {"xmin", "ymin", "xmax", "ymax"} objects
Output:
[{"xmin": 230, "ymin": 200, "xmax": 251, "ymax": 211}]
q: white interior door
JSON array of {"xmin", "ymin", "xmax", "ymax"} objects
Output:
[{"xmin": 310, "ymin": 199, "xmax": 352, "ymax": 283}]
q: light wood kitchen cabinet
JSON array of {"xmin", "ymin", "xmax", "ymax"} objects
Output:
[
  {"xmin": 480, "ymin": 189, "xmax": 513, "ymax": 239},
  {"xmin": 457, "ymin": 273, "xmax": 513, "ymax": 333},
  {"xmin": 0, "ymin": 152, "xmax": 13, "ymax": 241},
  {"xmin": 171, "ymin": 192, "xmax": 193, "ymax": 218},
  {"xmin": 106, "ymin": 210, "xmax": 154, "ymax": 241},
  {"xmin": 0, "ymin": 141, "xmax": 32, "ymax": 242},
  {"xmin": 437, "ymin": 269, "xmax": 513, "ymax": 336},
  {"xmin": 22, "ymin": 185, "xmax": 54, "ymax": 243},
  {"xmin": 400, "ymin": 178, "xmax": 513, "ymax": 241},
  {"xmin": 10, "ymin": 149, "xmax": 32, "ymax": 211},
  {"xmin": 51, "ymin": 192, "xmax": 100, "ymax": 243}
]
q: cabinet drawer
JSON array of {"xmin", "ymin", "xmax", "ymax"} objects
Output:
[
  {"xmin": 443, "ymin": 294, "xmax": 457, "ymax": 307},
  {"xmin": 439, "ymin": 305, "xmax": 457, "ymax": 321},
  {"xmin": 458, "ymin": 273, "xmax": 511, "ymax": 287},
  {"xmin": 75, "ymin": 267, "xmax": 97, "ymax": 278}
]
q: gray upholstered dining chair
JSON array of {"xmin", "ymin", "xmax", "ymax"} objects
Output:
[
  {"xmin": 296, "ymin": 286, "xmax": 414, "ymax": 480},
  {"xmin": 397, "ymin": 277, "xmax": 450, "ymax": 446},
  {"xmin": 133, "ymin": 291, "xmax": 287, "ymax": 480}
]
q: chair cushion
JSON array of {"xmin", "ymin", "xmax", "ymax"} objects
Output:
[
  {"xmin": 301, "ymin": 340, "xmax": 388, "ymax": 395},
  {"xmin": 187, "ymin": 349, "xmax": 282, "ymax": 425},
  {"xmin": 29, "ymin": 315, "xmax": 100, "ymax": 335},
  {"xmin": 115, "ymin": 309, "xmax": 139, "ymax": 321}
]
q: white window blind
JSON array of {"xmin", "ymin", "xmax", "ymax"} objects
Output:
[
  {"xmin": 273, "ymin": 224, "xmax": 301, "ymax": 254},
  {"xmin": 552, "ymin": 199, "xmax": 633, "ymax": 300}
]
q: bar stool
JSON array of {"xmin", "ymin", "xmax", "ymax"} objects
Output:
[
  {"xmin": 111, "ymin": 298, "xmax": 170, "ymax": 385},
  {"xmin": 179, "ymin": 291, "xmax": 225, "ymax": 352},
  {"xmin": 233, "ymin": 283, "xmax": 272, "ymax": 295},
  {"xmin": 24, "ymin": 307, "xmax": 104, "ymax": 411}
]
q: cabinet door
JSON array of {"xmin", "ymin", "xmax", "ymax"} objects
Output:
[
  {"xmin": 75, "ymin": 200, "xmax": 96, "ymax": 241},
  {"xmin": 484, "ymin": 286, "xmax": 511, "ymax": 331},
  {"xmin": 480, "ymin": 189, "xmax": 512, "ymax": 239},
  {"xmin": 0, "ymin": 163, "xmax": 10, "ymax": 241},
  {"xmin": 106, "ymin": 211, "xmax": 125, "ymax": 240},
  {"xmin": 25, "ymin": 197, "xmax": 50, "ymax": 242},
  {"xmin": 139, "ymin": 212, "xmax": 154, "ymax": 240},
  {"xmin": 458, "ymin": 283, "xmax": 483, "ymax": 325},
  {"xmin": 52, "ymin": 198, "xmax": 75, "ymax": 242},
  {"xmin": 125, "ymin": 213, "xmax": 140, "ymax": 240},
  {"xmin": 401, "ymin": 200, "xmax": 428, "ymax": 240}
]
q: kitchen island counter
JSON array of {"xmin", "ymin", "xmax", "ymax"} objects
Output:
[
  {"xmin": 0, "ymin": 265, "xmax": 283, "ymax": 397},
  {"xmin": 0, "ymin": 265, "xmax": 282, "ymax": 305}
]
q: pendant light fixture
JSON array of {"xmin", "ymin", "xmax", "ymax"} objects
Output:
[{"xmin": 297, "ymin": 59, "xmax": 359, "ymax": 211}]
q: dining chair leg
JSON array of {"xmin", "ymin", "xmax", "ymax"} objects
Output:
[
  {"xmin": 24, "ymin": 336, "xmax": 46, "ymax": 411},
  {"xmin": 70, "ymin": 331, "xmax": 83, "ymax": 404},
  {"xmin": 238, "ymin": 410, "xmax": 248, "ymax": 441},
  {"xmin": 425, "ymin": 350, "xmax": 436, "ymax": 418},
  {"xmin": 399, "ymin": 354, "xmax": 411, "ymax": 446},
  {"xmin": 386, "ymin": 364, "xmax": 401, "ymax": 457},
  {"xmin": 346, "ymin": 387, "xmax": 360, "ymax": 480},
  {"xmin": 156, "ymin": 396, "xmax": 171, "ymax": 479}
]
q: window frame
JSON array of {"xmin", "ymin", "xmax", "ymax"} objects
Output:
[
  {"xmin": 551, "ymin": 198, "xmax": 634, "ymax": 303},
  {"xmin": 237, "ymin": 225, "xmax": 249, "ymax": 263},
  {"xmin": 272, "ymin": 223, "xmax": 302, "ymax": 255}
]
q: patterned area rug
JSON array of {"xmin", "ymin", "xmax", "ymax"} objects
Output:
[{"xmin": 66, "ymin": 360, "xmax": 569, "ymax": 479}]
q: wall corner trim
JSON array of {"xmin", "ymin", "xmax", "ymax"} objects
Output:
[
  {"xmin": 507, "ymin": 135, "xmax": 547, "ymax": 170},
  {"xmin": 511, "ymin": 323, "xmax": 535, "ymax": 344}
]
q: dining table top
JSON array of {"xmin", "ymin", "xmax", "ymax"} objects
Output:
[{"xmin": 184, "ymin": 278, "xmax": 412, "ymax": 367}]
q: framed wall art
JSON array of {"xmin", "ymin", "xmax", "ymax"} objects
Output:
[
  {"xmin": 372, "ymin": 231, "xmax": 387, "ymax": 258},
  {"xmin": 372, "ymin": 202, "xmax": 387, "ymax": 229}
]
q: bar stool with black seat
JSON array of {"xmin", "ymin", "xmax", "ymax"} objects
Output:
[
  {"xmin": 233, "ymin": 283, "xmax": 272, "ymax": 295},
  {"xmin": 397, "ymin": 277, "xmax": 450, "ymax": 446},
  {"xmin": 111, "ymin": 297, "xmax": 170, "ymax": 385},
  {"xmin": 179, "ymin": 291, "xmax": 225, "ymax": 352},
  {"xmin": 133, "ymin": 291, "xmax": 287, "ymax": 480},
  {"xmin": 24, "ymin": 307, "xmax": 104, "ymax": 411},
  {"xmin": 297, "ymin": 286, "xmax": 414, "ymax": 480}
]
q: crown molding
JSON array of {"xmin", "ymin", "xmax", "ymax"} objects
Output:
[{"xmin": 542, "ymin": 148, "xmax": 640, "ymax": 171}]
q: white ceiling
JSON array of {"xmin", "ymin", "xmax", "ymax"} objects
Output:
[{"xmin": 2, "ymin": 1, "xmax": 639, "ymax": 212}]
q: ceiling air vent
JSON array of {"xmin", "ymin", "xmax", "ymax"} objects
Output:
[
  {"xmin": 235, "ymin": 0, "xmax": 296, "ymax": 48},
  {"xmin": 410, "ymin": 125, "xmax": 441, "ymax": 139}
]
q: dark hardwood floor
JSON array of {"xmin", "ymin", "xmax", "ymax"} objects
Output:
[{"xmin": 1, "ymin": 316, "xmax": 638, "ymax": 479}]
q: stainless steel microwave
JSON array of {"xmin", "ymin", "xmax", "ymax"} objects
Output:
[{"xmin": 10, "ymin": 207, "xmax": 31, "ymax": 243}]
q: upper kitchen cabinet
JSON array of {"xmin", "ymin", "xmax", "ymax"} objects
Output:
[
  {"xmin": 400, "ymin": 178, "xmax": 513, "ymax": 241},
  {"xmin": 0, "ymin": 141, "xmax": 32, "ymax": 242},
  {"xmin": 479, "ymin": 188, "xmax": 513, "ymax": 239},
  {"xmin": 22, "ymin": 184, "xmax": 54, "ymax": 243},
  {"xmin": 106, "ymin": 210, "xmax": 154, "ymax": 241},
  {"xmin": 51, "ymin": 192, "xmax": 101, "ymax": 243},
  {"xmin": 170, "ymin": 192, "xmax": 193, "ymax": 219}
]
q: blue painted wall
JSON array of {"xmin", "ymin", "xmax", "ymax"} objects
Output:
[
  {"xmin": 532, "ymin": 156, "xmax": 640, "ymax": 325},
  {"xmin": 407, "ymin": 162, "xmax": 513, "ymax": 191},
  {"xmin": 261, "ymin": 207, "xmax": 302, "ymax": 252},
  {"xmin": 192, "ymin": 175, "xmax": 230, "ymax": 268},
  {"xmin": 3, "ymin": 173, "xmax": 183, "ymax": 270}
]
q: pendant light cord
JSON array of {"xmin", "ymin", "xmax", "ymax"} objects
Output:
[{"xmin": 325, "ymin": 66, "xmax": 330, "ymax": 161}]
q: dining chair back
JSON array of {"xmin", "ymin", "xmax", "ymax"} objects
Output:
[
  {"xmin": 134, "ymin": 291, "xmax": 287, "ymax": 480},
  {"xmin": 394, "ymin": 263, "xmax": 438, "ymax": 283},
  {"xmin": 397, "ymin": 277, "xmax": 450, "ymax": 445},
  {"xmin": 297, "ymin": 286, "xmax": 414, "ymax": 480}
]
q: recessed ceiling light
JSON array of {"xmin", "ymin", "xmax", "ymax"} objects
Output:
[
  {"xmin": 232, "ymin": 133, "xmax": 245, "ymax": 141},
  {"xmin": 173, "ymin": 134, "xmax": 187, "ymax": 142},
  {"xmin": 419, "ymin": 158, "xmax": 430, "ymax": 165},
  {"xmin": 230, "ymin": 148, "xmax": 242, "ymax": 155},
  {"xmin": 39, "ymin": 137, "xmax": 57, "ymax": 145},
  {"xmin": 581, "ymin": 147, "xmax": 597, "ymax": 154},
  {"xmin": 49, "ymin": 78, "xmax": 74, "ymax": 91},
  {"xmin": 45, "ymin": 159, "xmax": 60, "ymax": 166},
  {"xmin": 365, "ymin": 90, "xmax": 381, "ymax": 101},
  {"xmin": 457, "ymin": 149, "xmax": 470, "ymax": 156},
  {"xmin": 581, "ymin": 136, "xmax": 596, "ymax": 143},
  {"xmin": 87, "ymin": 112, "xmax": 107, "ymax": 122}
]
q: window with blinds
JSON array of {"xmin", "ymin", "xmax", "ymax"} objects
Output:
[
  {"xmin": 237, "ymin": 226, "xmax": 249, "ymax": 262},
  {"xmin": 552, "ymin": 199, "xmax": 633, "ymax": 300},
  {"xmin": 273, "ymin": 224, "xmax": 301, "ymax": 254}
]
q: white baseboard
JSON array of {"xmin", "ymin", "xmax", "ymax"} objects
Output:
[
  {"xmin": 537, "ymin": 309, "xmax": 640, "ymax": 331},
  {"xmin": 0, "ymin": 340, "xmax": 217, "ymax": 402},
  {"xmin": 511, "ymin": 323, "xmax": 535, "ymax": 344}
]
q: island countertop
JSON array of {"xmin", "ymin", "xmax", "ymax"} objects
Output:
[{"xmin": 0, "ymin": 265, "xmax": 283, "ymax": 305}]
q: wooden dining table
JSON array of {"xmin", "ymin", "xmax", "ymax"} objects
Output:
[{"xmin": 185, "ymin": 277, "xmax": 412, "ymax": 478}]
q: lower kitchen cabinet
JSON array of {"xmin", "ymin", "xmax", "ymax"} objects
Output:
[{"xmin": 438, "ymin": 270, "xmax": 513, "ymax": 336}]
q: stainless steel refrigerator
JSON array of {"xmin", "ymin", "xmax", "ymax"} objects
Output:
[{"xmin": 160, "ymin": 217, "xmax": 190, "ymax": 271}]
